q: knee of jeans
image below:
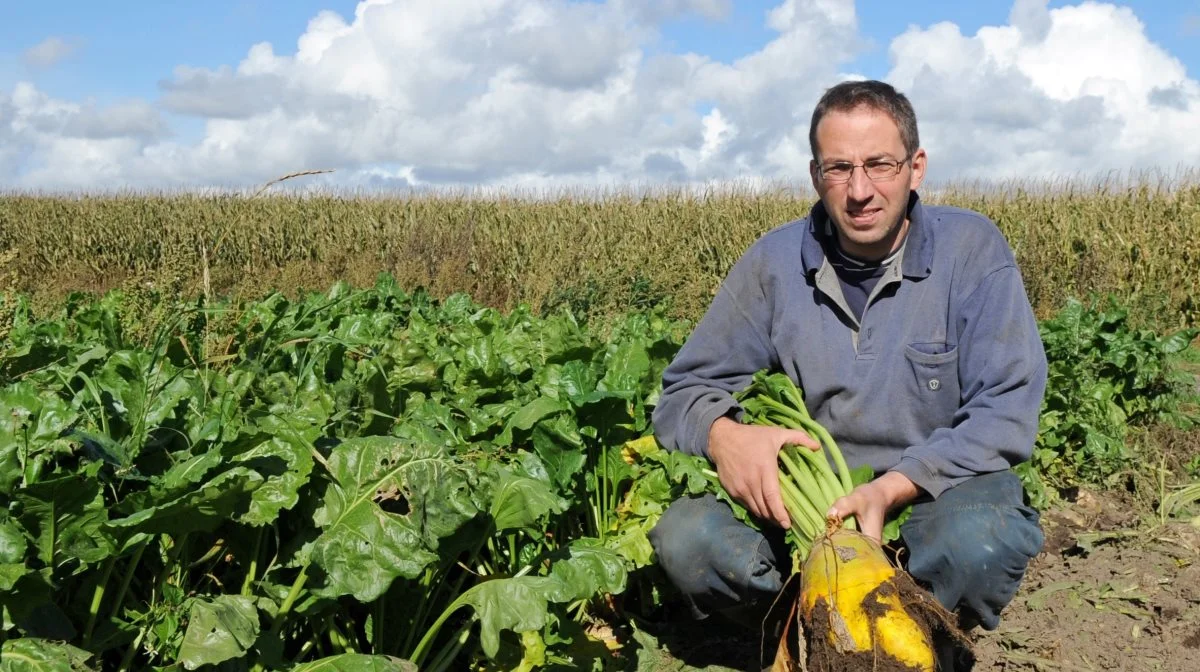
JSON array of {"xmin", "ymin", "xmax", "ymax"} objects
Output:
[
  {"xmin": 906, "ymin": 504, "xmax": 1044, "ymax": 619},
  {"xmin": 648, "ymin": 495, "xmax": 782, "ymax": 600},
  {"xmin": 940, "ymin": 509, "xmax": 1041, "ymax": 587},
  {"xmin": 649, "ymin": 497, "xmax": 724, "ymax": 581},
  {"xmin": 970, "ymin": 505, "xmax": 1043, "ymax": 570}
]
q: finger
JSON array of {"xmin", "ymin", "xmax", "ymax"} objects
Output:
[
  {"xmin": 745, "ymin": 479, "xmax": 770, "ymax": 524},
  {"xmin": 761, "ymin": 473, "xmax": 791, "ymax": 529},
  {"xmin": 862, "ymin": 513, "xmax": 884, "ymax": 543},
  {"xmin": 722, "ymin": 480, "xmax": 756, "ymax": 520},
  {"xmin": 827, "ymin": 495, "xmax": 853, "ymax": 522},
  {"xmin": 836, "ymin": 500, "xmax": 882, "ymax": 543},
  {"xmin": 782, "ymin": 429, "xmax": 820, "ymax": 451}
]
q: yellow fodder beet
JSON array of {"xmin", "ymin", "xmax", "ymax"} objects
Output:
[{"xmin": 799, "ymin": 529, "xmax": 935, "ymax": 672}]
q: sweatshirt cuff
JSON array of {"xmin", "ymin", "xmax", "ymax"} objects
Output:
[
  {"xmin": 889, "ymin": 456, "xmax": 948, "ymax": 500},
  {"xmin": 690, "ymin": 398, "xmax": 742, "ymax": 460}
]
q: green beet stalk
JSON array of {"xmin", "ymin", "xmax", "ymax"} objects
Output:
[
  {"xmin": 758, "ymin": 381, "xmax": 854, "ymax": 496},
  {"xmin": 777, "ymin": 446, "xmax": 832, "ymax": 515},
  {"xmin": 750, "ymin": 391, "xmax": 860, "ymax": 532},
  {"xmin": 802, "ymin": 419, "xmax": 854, "ymax": 496},
  {"xmin": 754, "ymin": 395, "xmax": 851, "ymax": 497},
  {"xmin": 789, "ymin": 431, "xmax": 859, "ymax": 531},
  {"xmin": 776, "ymin": 450, "xmax": 827, "ymax": 533},
  {"xmin": 778, "ymin": 477, "xmax": 820, "ymax": 547},
  {"xmin": 791, "ymin": 434, "xmax": 846, "ymax": 500},
  {"xmin": 787, "ymin": 444, "xmax": 839, "ymax": 509}
]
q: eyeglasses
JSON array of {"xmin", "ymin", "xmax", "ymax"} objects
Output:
[{"xmin": 816, "ymin": 155, "xmax": 910, "ymax": 184}]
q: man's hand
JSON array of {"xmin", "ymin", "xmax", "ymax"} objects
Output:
[
  {"xmin": 827, "ymin": 471, "xmax": 921, "ymax": 542},
  {"xmin": 708, "ymin": 416, "xmax": 819, "ymax": 529}
]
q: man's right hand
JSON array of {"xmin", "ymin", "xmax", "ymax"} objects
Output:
[{"xmin": 707, "ymin": 416, "xmax": 820, "ymax": 529}]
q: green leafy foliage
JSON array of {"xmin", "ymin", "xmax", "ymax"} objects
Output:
[
  {"xmin": 0, "ymin": 278, "xmax": 684, "ymax": 670},
  {"xmin": 1024, "ymin": 295, "xmax": 1199, "ymax": 504},
  {"xmin": 0, "ymin": 277, "xmax": 1191, "ymax": 669}
]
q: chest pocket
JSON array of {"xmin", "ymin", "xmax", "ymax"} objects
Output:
[{"xmin": 903, "ymin": 343, "xmax": 960, "ymax": 426}]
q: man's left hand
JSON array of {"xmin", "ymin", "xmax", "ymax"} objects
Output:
[{"xmin": 827, "ymin": 471, "xmax": 921, "ymax": 542}]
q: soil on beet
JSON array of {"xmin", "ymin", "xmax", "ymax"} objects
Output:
[{"xmin": 627, "ymin": 486, "xmax": 1200, "ymax": 672}]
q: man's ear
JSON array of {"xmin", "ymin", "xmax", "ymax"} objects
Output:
[
  {"xmin": 908, "ymin": 148, "xmax": 927, "ymax": 191},
  {"xmin": 809, "ymin": 159, "xmax": 820, "ymax": 192}
]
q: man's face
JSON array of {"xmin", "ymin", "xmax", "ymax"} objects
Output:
[{"xmin": 809, "ymin": 106, "xmax": 927, "ymax": 260}]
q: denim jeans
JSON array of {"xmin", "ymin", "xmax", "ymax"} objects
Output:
[{"xmin": 647, "ymin": 470, "xmax": 1044, "ymax": 631}]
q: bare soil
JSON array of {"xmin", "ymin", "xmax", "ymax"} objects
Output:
[{"xmin": 971, "ymin": 489, "xmax": 1200, "ymax": 672}]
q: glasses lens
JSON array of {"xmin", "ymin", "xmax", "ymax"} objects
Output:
[
  {"xmin": 865, "ymin": 161, "xmax": 896, "ymax": 179},
  {"xmin": 823, "ymin": 165, "xmax": 851, "ymax": 182}
]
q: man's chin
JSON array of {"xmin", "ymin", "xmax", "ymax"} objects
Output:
[
  {"xmin": 833, "ymin": 225, "xmax": 884, "ymax": 247},
  {"xmin": 831, "ymin": 227, "xmax": 897, "ymax": 259}
]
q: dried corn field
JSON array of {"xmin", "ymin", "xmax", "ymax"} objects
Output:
[{"xmin": 1, "ymin": 180, "xmax": 1198, "ymax": 329}]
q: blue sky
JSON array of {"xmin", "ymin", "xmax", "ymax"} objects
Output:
[
  {"xmin": 2, "ymin": 1, "xmax": 1199, "ymax": 190},
  {"xmin": 2, "ymin": 2, "xmax": 349, "ymax": 100},
  {"xmin": 5, "ymin": 1, "xmax": 1196, "ymax": 102}
]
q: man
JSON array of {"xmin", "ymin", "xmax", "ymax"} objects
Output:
[{"xmin": 648, "ymin": 80, "xmax": 1047, "ymax": 667}]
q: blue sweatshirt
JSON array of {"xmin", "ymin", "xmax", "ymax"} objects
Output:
[{"xmin": 651, "ymin": 193, "xmax": 1048, "ymax": 499}]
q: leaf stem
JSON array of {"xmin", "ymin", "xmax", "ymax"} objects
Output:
[
  {"xmin": 410, "ymin": 591, "xmax": 471, "ymax": 667},
  {"xmin": 241, "ymin": 527, "xmax": 264, "ymax": 596},
  {"xmin": 269, "ymin": 564, "xmax": 309, "ymax": 635},
  {"xmin": 777, "ymin": 448, "xmax": 831, "ymax": 518},
  {"xmin": 109, "ymin": 541, "xmax": 147, "ymax": 622},
  {"xmin": 117, "ymin": 625, "xmax": 146, "ymax": 672},
  {"xmin": 373, "ymin": 597, "xmax": 386, "ymax": 651},
  {"xmin": 775, "ymin": 455, "xmax": 824, "ymax": 535},
  {"xmin": 404, "ymin": 533, "xmax": 488, "ymax": 656},
  {"xmin": 426, "ymin": 620, "xmax": 474, "ymax": 672},
  {"xmin": 82, "ymin": 554, "xmax": 117, "ymax": 648}
]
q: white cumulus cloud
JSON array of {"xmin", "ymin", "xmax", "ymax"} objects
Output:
[
  {"xmin": 887, "ymin": 1, "xmax": 1200, "ymax": 181},
  {"xmin": 1, "ymin": 0, "xmax": 1198, "ymax": 191}
]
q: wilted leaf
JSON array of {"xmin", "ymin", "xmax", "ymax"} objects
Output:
[
  {"xmin": 497, "ymin": 396, "xmax": 569, "ymax": 447},
  {"xmin": 0, "ymin": 384, "xmax": 78, "ymax": 491},
  {"xmin": 0, "ymin": 638, "xmax": 94, "ymax": 672},
  {"xmin": 15, "ymin": 467, "xmax": 114, "ymax": 566},
  {"xmin": 309, "ymin": 437, "xmax": 483, "ymax": 601},
  {"xmin": 0, "ymin": 515, "xmax": 27, "ymax": 564},
  {"xmin": 0, "ymin": 570, "xmax": 76, "ymax": 640},
  {"xmin": 0, "ymin": 563, "xmax": 27, "ymax": 591},
  {"xmin": 598, "ymin": 339, "xmax": 650, "ymax": 396},
  {"xmin": 530, "ymin": 415, "xmax": 587, "ymax": 490},
  {"xmin": 108, "ymin": 467, "xmax": 263, "ymax": 537},
  {"xmin": 607, "ymin": 525, "xmax": 655, "ymax": 568},
  {"xmin": 93, "ymin": 350, "xmax": 194, "ymax": 448},
  {"xmin": 544, "ymin": 543, "xmax": 627, "ymax": 601},
  {"xmin": 440, "ymin": 542, "xmax": 628, "ymax": 658},
  {"xmin": 1163, "ymin": 328, "xmax": 1200, "ymax": 355},
  {"xmin": 178, "ymin": 595, "xmax": 260, "ymax": 670},
  {"xmin": 290, "ymin": 654, "xmax": 417, "ymax": 672},
  {"xmin": 224, "ymin": 427, "xmax": 315, "ymax": 527},
  {"xmin": 152, "ymin": 449, "xmax": 223, "ymax": 494},
  {"xmin": 488, "ymin": 468, "xmax": 567, "ymax": 533}
]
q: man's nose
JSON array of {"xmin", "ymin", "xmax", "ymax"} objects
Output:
[{"xmin": 846, "ymin": 166, "xmax": 875, "ymax": 201}]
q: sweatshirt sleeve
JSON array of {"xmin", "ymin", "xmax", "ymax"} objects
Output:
[
  {"xmin": 889, "ymin": 264, "xmax": 1048, "ymax": 498},
  {"xmin": 651, "ymin": 246, "xmax": 780, "ymax": 459}
]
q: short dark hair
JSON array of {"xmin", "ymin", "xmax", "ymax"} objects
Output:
[{"xmin": 808, "ymin": 80, "xmax": 920, "ymax": 161}]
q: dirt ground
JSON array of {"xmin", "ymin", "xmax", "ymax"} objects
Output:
[
  {"xmin": 971, "ymin": 489, "xmax": 1200, "ymax": 672},
  {"xmin": 627, "ymin": 485, "xmax": 1200, "ymax": 672}
]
